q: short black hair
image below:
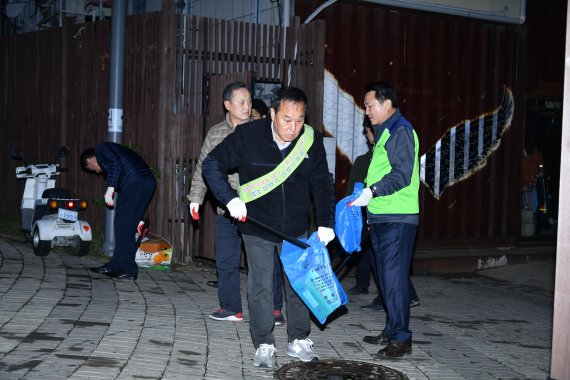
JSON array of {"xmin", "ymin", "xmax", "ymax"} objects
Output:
[
  {"xmin": 270, "ymin": 86, "xmax": 308, "ymax": 113},
  {"xmin": 252, "ymin": 98, "xmax": 269, "ymax": 117},
  {"xmin": 222, "ymin": 81, "xmax": 249, "ymax": 102},
  {"xmin": 80, "ymin": 148, "xmax": 96, "ymax": 171},
  {"xmin": 364, "ymin": 81, "xmax": 398, "ymax": 108}
]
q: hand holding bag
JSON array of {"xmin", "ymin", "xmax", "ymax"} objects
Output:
[
  {"xmin": 281, "ymin": 232, "xmax": 349, "ymax": 324},
  {"xmin": 334, "ymin": 182, "xmax": 364, "ymax": 253}
]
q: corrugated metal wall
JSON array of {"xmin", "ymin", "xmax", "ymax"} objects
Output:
[{"xmin": 296, "ymin": 0, "xmax": 564, "ymax": 248}]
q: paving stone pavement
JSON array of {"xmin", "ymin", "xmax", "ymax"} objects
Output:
[{"xmin": 0, "ymin": 237, "xmax": 553, "ymax": 379}]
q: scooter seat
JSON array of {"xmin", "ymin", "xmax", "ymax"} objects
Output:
[{"xmin": 42, "ymin": 188, "xmax": 71, "ymax": 199}]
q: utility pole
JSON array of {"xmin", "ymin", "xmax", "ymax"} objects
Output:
[{"xmin": 101, "ymin": 0, "xmax": 127, "ymax": 255}]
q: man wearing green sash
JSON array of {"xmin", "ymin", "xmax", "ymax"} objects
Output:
[
  {"xmin": 187, "ymin": 82, "xmax": 285, "ymax": 325},
  {"xmin": 202, "ymin": 87, "xmax": 335, "ymax": 368}
]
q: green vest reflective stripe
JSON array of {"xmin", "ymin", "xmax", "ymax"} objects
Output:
[
  {"xmin": 238, "ymin": 125, "xmax": 314, "ymax": 203},
  {"xmin": 366, "ymin": 123, "xmax": 420, "ymax": 214}
]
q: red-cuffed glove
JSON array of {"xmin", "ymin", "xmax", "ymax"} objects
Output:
[
  {"xmin": 137, "ymin": 220, "xmax": 146, "ymax": 237},
  {"xmin": 190, "ymin": 202, "xmax": 200, "ymax": 221}
]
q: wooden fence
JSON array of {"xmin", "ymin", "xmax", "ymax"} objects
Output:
[{"xmin": 0, "ymin": 1, "xmax": 326, "ymax": 263}]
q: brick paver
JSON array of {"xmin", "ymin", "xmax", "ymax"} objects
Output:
[{"xmin": 0, "ymin": 237, "xmax": 553, "ymax": 379}]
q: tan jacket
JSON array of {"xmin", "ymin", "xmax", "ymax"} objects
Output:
[{"xmin": 187, "ymin": 114, "xmax": 242, "ymax": 215}]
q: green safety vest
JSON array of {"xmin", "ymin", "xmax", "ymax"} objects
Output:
[
  {"xmin": 238, "ymin": 125, "xmax": 314, "ymax": 203},
  {"xmin": 366, "ymin": 123, "xmax": 420, "ymax": 214}
]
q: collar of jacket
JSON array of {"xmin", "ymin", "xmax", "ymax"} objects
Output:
[
  {"xmin": 372, "ymin": 109, "xmax": 401, "ymax": 143},
  {"xmin": 262, "ymin": 118, "xmax": 306, "ymax": 150},
  {"xmin": 226, "ymin": 112, "xmax": 253, "ymax": 130}
]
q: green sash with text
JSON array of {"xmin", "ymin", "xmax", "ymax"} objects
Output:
[{"xmin": 238, "ymin": 124, "xmax": 314, "ymax": 203}]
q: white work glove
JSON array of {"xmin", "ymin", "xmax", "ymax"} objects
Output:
[
  {"xmin": 227, "ymin": 197, "xmax": 247, "ymax": 222},
  {"xmin": 317, "ymin": 227, "xmax": 335, "ymax": 245},
  {"xmin": 104, "ymin": 187, "xmax": 115, "ymax": 207},
  {"xmin": 189, "ymin": 202, "xmax": 200, "ymax": 221},
  {"xmin": 349, "ymin": 187, "xmax": 373, "ymax": 207}
]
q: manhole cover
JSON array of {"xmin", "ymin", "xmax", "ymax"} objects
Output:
[{"xmin": 275, "ymin": 359, "xmax": 408, "ymax": 379}]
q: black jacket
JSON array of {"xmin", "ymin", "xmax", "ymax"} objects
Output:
[{"xmin": 202, "ymin": 118, "xmax": 334, "ymax": 242}]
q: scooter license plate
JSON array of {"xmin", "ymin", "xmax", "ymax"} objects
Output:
[{"xmin": 58, "ymin": 208, "xmax": 78, "ymax": 222}]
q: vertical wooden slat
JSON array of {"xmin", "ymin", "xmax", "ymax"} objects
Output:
[
  {"xmin": 157, "ymin": 0, "xmax": 176, "ymax": 245},
  {"xmin": 213, "ymin": 17, "xmax": 218, "ymax": 74},
  {"xmin": 242, "ymin": 24, "xmax": 246, "ymax": 77},
  {"xmin": 190, "ymin": 15, "xmax": 197, "ymax": 114},
  {"xmin": 220, "ymin": 18, "xmax": 225, "ymax": 74},
  {"xmin": 262, "ymin": 23, "xmax": 268, "ymax": 80},
  {"xmin": 250, "ymin": 22, "xmax": 256, "ymax": 74},
  {"xmin": 232, "ymin": 20, "xmax": 238, "ymax": 73}
]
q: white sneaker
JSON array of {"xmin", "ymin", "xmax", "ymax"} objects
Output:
[
  {"xmin": 253, "ymin": 343, "xmax": 276, "ymax": 368},
  {"xmin": 287, "ymin": 338, "xmax": 319, "ymax": 362}
]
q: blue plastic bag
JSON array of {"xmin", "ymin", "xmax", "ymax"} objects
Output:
[
  {"xmin": 281, "ymin": 232, "xmax": 349, "ymax": 324},
  {"xmin": 334, "ymin": 182, "xmax": 364, "ymax": 253}
]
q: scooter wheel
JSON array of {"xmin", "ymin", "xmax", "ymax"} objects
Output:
[
  {"xmin": 32, "ymin": 228, "xmax": 51, "ymax": 256},
  {"xmin": 71, "ymin": 236, "xmax": 91, "ymax": 257}
]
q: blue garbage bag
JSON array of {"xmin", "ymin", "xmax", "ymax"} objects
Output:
[
  {"xmin": 334, "ymin": 182, "xmax": 364, "ymax": 253},
  {"xmin": 281, "ymin": 232, "xmax": 349, "ymax": 324}
]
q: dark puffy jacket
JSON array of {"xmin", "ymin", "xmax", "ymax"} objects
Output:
[{"xmin": 202, "ymin": 118, "xmax": 334, "ymax": 242}]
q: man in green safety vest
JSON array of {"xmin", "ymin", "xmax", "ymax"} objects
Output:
[{"xmin": 350, "ymin": 81, "xmax": 420, "ymax": 358}]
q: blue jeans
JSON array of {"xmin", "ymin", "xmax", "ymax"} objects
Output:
[
  {"xmin": 215, "ymin": 215, "xmax": 284, "ymax": 313},
  {"xmin": 215, "ymin": 215, "xmax": 243, "ymax": 312}
]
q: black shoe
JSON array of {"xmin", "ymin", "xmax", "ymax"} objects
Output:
[
  {"xmin": 91, "ymin": 265, "xmax": 113, "ymax": 274},
  {"xmin": 376, "ymin": 342, "xmax": 412, "ymax": 358},
  {"xmin": 207, "ymin": 280, "xmax": 218, "ymax": 288},
  {"xmin": 105, "ymin": 271, "xmax": 137, "ymax": 281},
  {"xmin": 361, "ymin": 301, "xmax": 382, "ymax": 310},
  {"xmin": 348, "ymin": 285, "xmax": 369, "ymax": 295},
  {"xmin": 363, "ymin": 331, "xmax": 389, "ymax": 345}
]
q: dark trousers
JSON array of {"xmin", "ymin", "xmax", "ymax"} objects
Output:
[
  {"xmin": 109, "ymin": 178, "xmax": 156, "ymax": 276},
  {"xmin": 355, "ymin": 245, "xmax": 374, "ymax": 289},
  {"xmin": 242, "ymin": 234, "xmax": 309, "ymax": 348},
  {"xmin": 370, "ymin": 222, "xmax": 417, "ymax": 344},
  {"xmin": 355, "ymin": 232, "xmax": 419, "ymax": 303},
  {"xmin": 369, "ymin": 250, "xmax": 419, "ymax": 305},
  {"xmin": 215, "ymin": 215, "xmax": 284, "ymax": 313},
  {"xmin": 409, "ymin": 277, "xmax": 418, "ymax": 302},
  {"xmin": 215, "ymin": 215, "xmax": 244, "ymax": 313},
  {"xmin": 273, "ymin": 251, "xmax": 283, "ymax": 310}
]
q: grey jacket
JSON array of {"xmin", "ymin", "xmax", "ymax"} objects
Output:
[{"xmin": 187, "ymin": 114, "xmax": 242, "ymax": 215}]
